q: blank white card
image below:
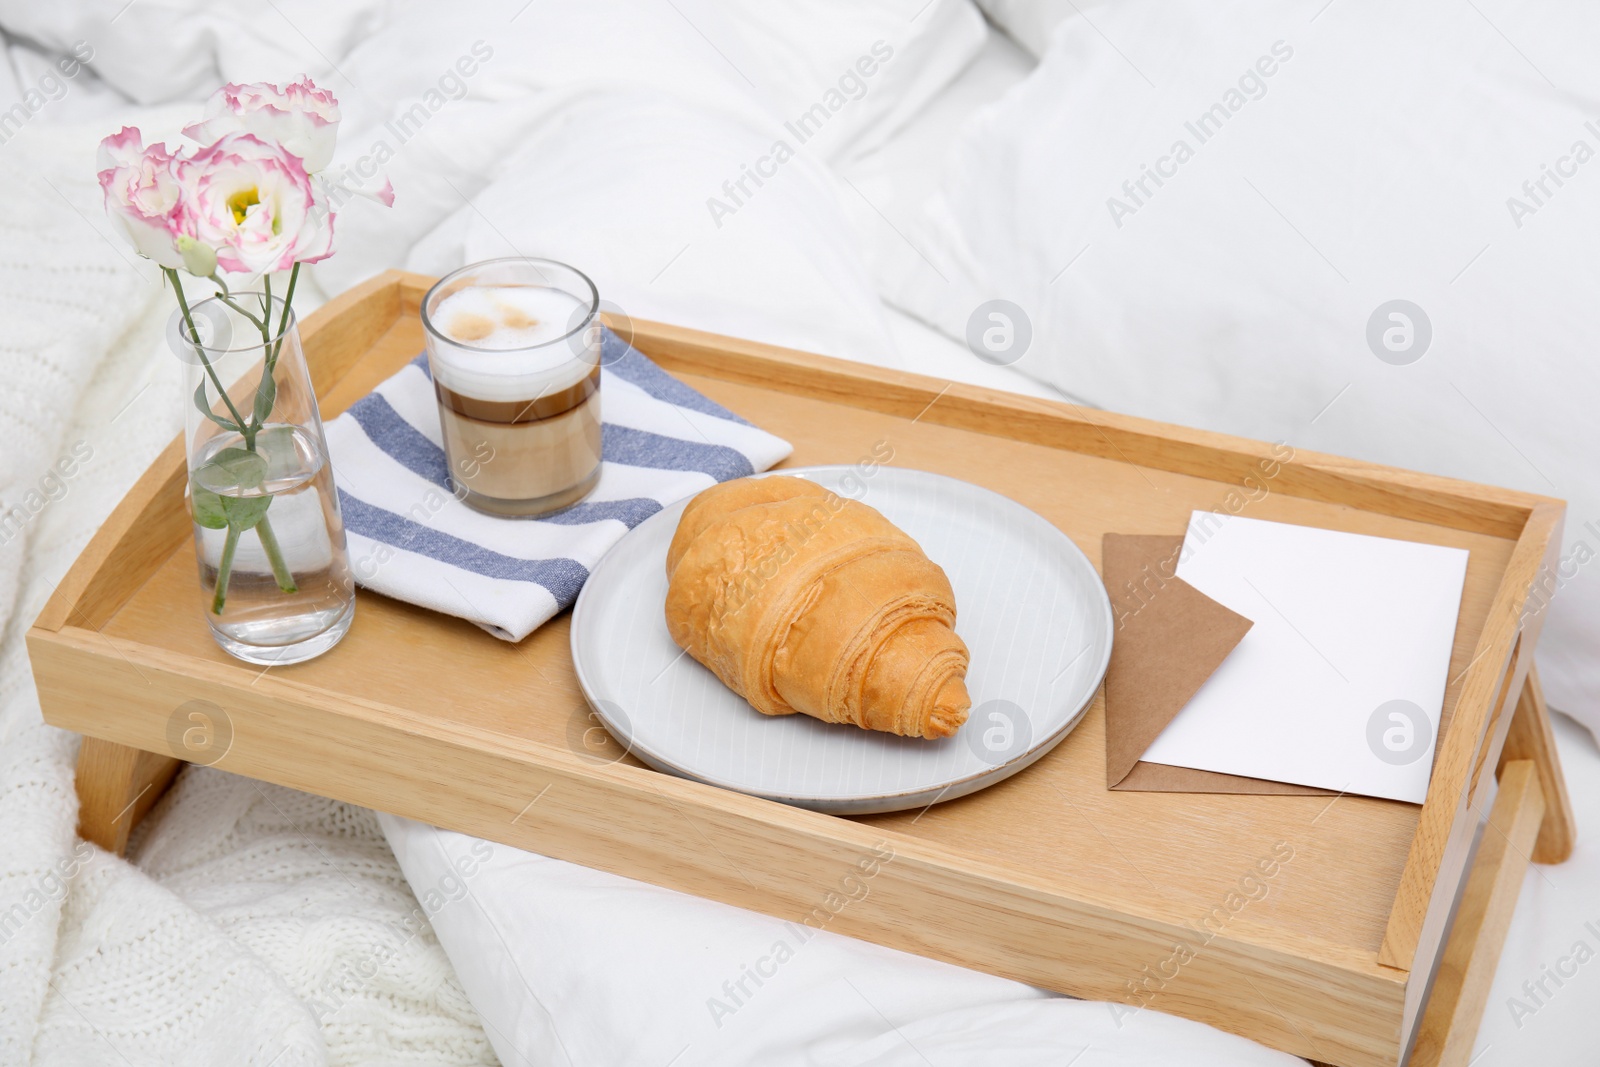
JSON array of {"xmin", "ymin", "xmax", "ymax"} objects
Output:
[{"xmin": 1140, "ymin": 512, "xmax": 1469, "ymax": 803}]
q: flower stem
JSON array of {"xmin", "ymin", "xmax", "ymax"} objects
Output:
[
  {"xmin": 171, "ymin": 269, "xmax": 250, "ymax": 437},
  {"xmin": 270, "ymin": 263, "xmax": 300, "ymax": 365},
  {"xmin": 212, "ymin": 526, "xmax": 241, "ymax": 614},
  {"xmin": 215, "ymin": 293, "xmax": 271, "ymax": 343},
  {"xmin": 255, "ymin": 515, "xmax": 298, "ymax": 593}
]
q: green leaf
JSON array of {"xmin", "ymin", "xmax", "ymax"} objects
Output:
[
  {"xmin": 252, "ymin": 373, "xmax": 277, "ymax": 426},
  {"xmin": 190, "ymin": 486, "xmax": 228, "ymax": 529},
  {"xmin": 194, "ymin": 381, "xmax": 240, "ymax": 433},
  {"xmin": 220, "ymin": 494, "xmax": 272, "ymax": 532},
  {"xmin": 255, "ymin": 425, "xmax": 300, "ymax": 480},
  {"xmin": 202, "ymin": 447, "xmax": 268, "ymax": 492}
]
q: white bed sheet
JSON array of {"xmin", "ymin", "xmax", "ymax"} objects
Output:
[
  {"xmin": 840, "ymin": 28, "xmax": 1057, "ymax": 399},
  {"xmin": 7, "ymin": 5, "xmax": 1594, "ymax": 1065}
]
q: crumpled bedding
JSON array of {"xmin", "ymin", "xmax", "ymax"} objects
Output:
[{"xmin": 2, "ymin": 2, "xmax": 1591, "ymax": 1065}]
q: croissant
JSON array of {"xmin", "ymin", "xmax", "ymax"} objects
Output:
[{"xmin": 664, "ymin": 476, "xmax": 971, "ymax": 739}]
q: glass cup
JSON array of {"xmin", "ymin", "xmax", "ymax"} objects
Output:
[{"xmin": 421, "ymin": 258, "xmax": 604, "ymax": 517}]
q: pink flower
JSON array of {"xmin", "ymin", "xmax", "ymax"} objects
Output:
[
  {"xmin": 96, "ymin": 126, "xmax": 184, "ymax": 269},
  {"xmin": 184, "ymin": 77, "xmax": 340, "ymax": 173},
  {"xmin": 178, "ymin": 132, "xmax": 335, "ymax": 276}
]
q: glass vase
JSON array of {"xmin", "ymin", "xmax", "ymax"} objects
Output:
[{"xmin": 177, "ymin": 291, "xmax": 355, "ymax": 665}]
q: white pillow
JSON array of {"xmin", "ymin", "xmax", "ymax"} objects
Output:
[
  {"xmin": 308, "ymin": 2, "xmax": 900, "ymax": 368},
  {"xmin": 879, "ymin": 0, "xmax": 1600, "ymax": 741},
  {"xmin": 712, "ymin": 0, "xmax": 988, "ymax": 160},
  {"xmin": 400, "ymin": 89, "xmax": 901, "ymax": 369},
  {"xmin": 970, "ymin": 0, "xmax": 1089, "ymax": 58}
]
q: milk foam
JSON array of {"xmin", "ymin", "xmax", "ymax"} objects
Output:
[{"xmin": 428, "ymin": 285, "xmax": 597, "ymax": 401}]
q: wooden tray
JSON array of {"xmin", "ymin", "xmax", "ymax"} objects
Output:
[{"xmin": 29, "ymin": 271, "xmax": 1575, "ymax": 1067}]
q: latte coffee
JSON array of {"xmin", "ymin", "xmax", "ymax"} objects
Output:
[{"xmin": 421, "ymin": 260, "xmax": 603, "ymax": 516}]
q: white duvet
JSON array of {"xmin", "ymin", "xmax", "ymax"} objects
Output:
[{"xmin": 2, "ymin": 0, "xmax": 1596, "ymax": 1064}]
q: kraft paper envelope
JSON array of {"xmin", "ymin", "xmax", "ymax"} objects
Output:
[{"xmin": 1101, "ymin": 534, "xmax": 1333, "ymax": 795}]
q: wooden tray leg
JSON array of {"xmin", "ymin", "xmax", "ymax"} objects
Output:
[
  {"xmin": 1408, "ymin": 759, "xmax": 1546, "ymax": 1067},
  {"xmin": 76, "ymin": 737, "xmax": 182, "ymax": 855},
  {"xmin": 1498, "ymin": 666, "xmax": 1576, "ymax": 864}
]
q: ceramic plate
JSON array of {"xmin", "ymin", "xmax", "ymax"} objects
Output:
[{"xmin": 569, "ymin": 466, "xmax": 1113, "ymax": 814}]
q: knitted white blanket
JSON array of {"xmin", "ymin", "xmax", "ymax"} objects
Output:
[{"xmin": 0, "ymin": 121, "xmax": 496, "ymax": 1066}]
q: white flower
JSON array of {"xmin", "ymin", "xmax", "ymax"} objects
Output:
[
  {"xmin": 178, "ymin": 132, "xmax": 335, "ymax": 276},
  {"xmin": 184, "ymin": 77, "xmax": 341, "ymax": 173},
  {"xmin": 96, "ymin": 126, "xmax": 185, "ymax": 269}
]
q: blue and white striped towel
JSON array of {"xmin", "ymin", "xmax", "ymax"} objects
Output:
[{"xmin": 325, "ymin": 330, "xmax": 792, "ymax": 641}]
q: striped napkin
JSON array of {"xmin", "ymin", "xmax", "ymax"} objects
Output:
[{"xmin": 324, "ymin": 330, "xmax": 792, "ymax": 640}]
